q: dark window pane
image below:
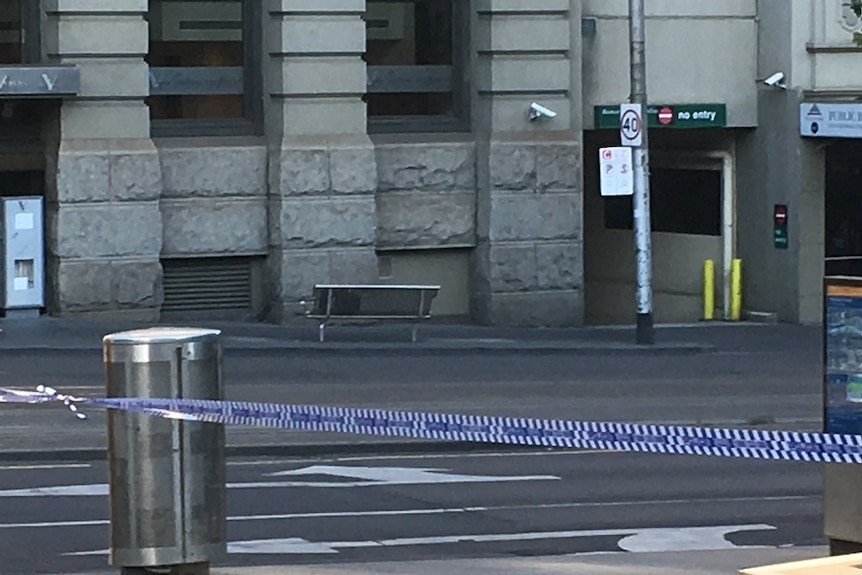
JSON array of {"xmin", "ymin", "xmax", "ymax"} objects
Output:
[
  {"xmin": 0, "ymin": 1, "xmax": 21, "ymax": 65},
  {"xmin": 603, "ymin": 168, "xmax": 722, "ymax": 236},
  {"xmin": 367, "ymin": 92, "xmax": 453, "ymax": 117},
  {"xmin": 365, "ymin": 0, "xmax": 453, "ymax": 118},
  {"xmin": 826, "ymin": 142, "xmax": 862, "ymax": 259},
  {"xmin": 146, "ymin": 0, "xmax": 244, "ymax": 121}
]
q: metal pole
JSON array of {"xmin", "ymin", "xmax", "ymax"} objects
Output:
[{"xmin": 628, "ymin": 0, "xmax": 655, "ymax": 345}]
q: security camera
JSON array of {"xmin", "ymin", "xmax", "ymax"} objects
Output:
[
  {"xmin": 762, "ymin": 72, "xmax": 786, "ymax": 89},
  {"xmin": 529, "ymin": 102, "xmax": 557, "ymax": 121}
]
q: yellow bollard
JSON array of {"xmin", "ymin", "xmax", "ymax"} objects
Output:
[
  {"xmin": 703, "ymin": 259, "xmax": 715, "ymax": 321},
  {"xmin": 731, "ymin": 258, "xmax": 743, "ymax": 321}
]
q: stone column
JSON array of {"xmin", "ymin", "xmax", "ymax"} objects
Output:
[
  {"xmin": 43, "ymin": 0, "xmax": 163, "ymax": 319},
  {"xmin": 265, "ymin": 0, "xmax": 378, "ymax": 321},
  {"xmin": 471, "ymin": 0, "xmax": 584, "ymax": 326}
]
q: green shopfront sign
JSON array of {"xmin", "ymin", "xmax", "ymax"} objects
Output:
[{"xmin": 595, "ymin": 104, "xmax": 727, "ymax": 130}]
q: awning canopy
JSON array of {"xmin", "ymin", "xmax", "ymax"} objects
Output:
[{"xmin": 0, "ymin": 66, "xmax": 79, "ymax": 98}]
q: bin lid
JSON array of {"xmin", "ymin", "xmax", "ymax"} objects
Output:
[{"xmin": 103, "ymin": 327, "xmax": 222, "ymax": 345}]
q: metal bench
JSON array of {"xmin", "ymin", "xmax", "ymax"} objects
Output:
[{"xmin": 306, "ymin": 284, "xmax": 440, "ymax": 342}]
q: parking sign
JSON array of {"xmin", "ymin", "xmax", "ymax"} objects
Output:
[{"xmin": 599, "ymin": 147, "xmax": 634, "ymax": 197}]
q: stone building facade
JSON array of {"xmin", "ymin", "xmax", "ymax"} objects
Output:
[
  {"xmin": 2, "ymin": 1, "xmax": 858, "ymax": 326},
  {"xmin": 7, "ymin": 0, "xmax": 582, "ymax": 326}
]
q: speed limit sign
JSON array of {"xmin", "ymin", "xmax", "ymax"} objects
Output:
[{"xmin": 620, "ymin": 103, "xmax": 643, "ymax": 147}]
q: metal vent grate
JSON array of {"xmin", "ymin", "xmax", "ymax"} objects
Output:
[{"xmin": 162, "ymin": 257, "xmax": 252, "ymax": 313}]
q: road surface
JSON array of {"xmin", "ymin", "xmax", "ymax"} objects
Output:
[{"xmin": 0, "ymin": 449, "xmax": 824, "ymax": 575}]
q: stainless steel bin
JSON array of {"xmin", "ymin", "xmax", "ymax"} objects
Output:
[{"xmin": 103, "ymin": 328, "xmax": 227, "ymax": 573}]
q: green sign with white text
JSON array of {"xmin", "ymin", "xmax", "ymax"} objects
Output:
[{"xmin": 594, "ymin": 104, "xmax": 727, "ymax": 130}]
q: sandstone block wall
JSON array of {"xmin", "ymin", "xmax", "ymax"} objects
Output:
[
  {"xmin": 40, "ymin": 0, "xmax": 585, "ymax": 327},
  {"xmin": 375, "ymin": 141, "xmax": 477, "ymax": 249},
  {"xmin": 158, "ymin": 142, "xmax": 268, "ymax": 257}
]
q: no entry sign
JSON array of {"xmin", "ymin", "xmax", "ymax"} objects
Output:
[{"xmin": 658, "ymin": 106, "xmax": 674, "ymax": 125}]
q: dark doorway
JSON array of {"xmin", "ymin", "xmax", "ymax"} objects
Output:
[
  {"xmin": 0, "ymin": 170, "xmax": 42, "ymax": 197},
  {"xmin": 603, "ymin": 168, "xmax": 722, "ymax": 236},
  {"xmin": 825, "ymin": 142, "xmax": 862, "ymax": 276}
]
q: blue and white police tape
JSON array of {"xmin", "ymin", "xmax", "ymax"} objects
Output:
[{"xmin": 2, "ymin": 385, "xmax": 861, "ymax": 464}]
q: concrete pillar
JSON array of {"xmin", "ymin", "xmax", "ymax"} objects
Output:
[
  {"xmin": 737, "ymin": 86, "xmax": 825, "ymax": 325},
  {"xmin": 265, "ymin": 0, "xmax": 378, "ymax": 321},
  {"xmin": 43, "ymin": 0, "xmax": 163, "ymax": 319},
  {"xmin": 471, "ymin": 0, "xmax": 584, "ymax": 326}
]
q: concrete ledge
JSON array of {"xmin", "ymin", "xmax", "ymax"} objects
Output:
[{"xmin": 741, "ymin": 552, "xmax": 862, "ymax": 574}]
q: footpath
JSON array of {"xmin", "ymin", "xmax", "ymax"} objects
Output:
[
  {"xmin": 0, "ymin": 316, "xmax": 831, "ymax": 574},
  {"xmin": 49, "ymin": 548, "xmax": 832, "ymax": 575},
  {"xmin": 0, "ymin": 315, "xmax": 723, "ymax": 353}
]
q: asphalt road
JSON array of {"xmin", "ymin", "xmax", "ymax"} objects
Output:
[
  {"xmin": 0, "ymin": 333, "xmax": 825, "ymax": 457},
  {"xmin": 3, "ymin": 336, "xmax": 822, "ymax": 404},
  {"xmin": 0, "ymin": 450, "xmax": 824, "ymax": 575}
]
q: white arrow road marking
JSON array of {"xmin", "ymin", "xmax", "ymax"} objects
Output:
[
  {"xmin": 65, "ymin": 524, "xmax": 778, "ymax": 556},
  {"xmin": 264, "ymin": 465, "xmax": 561, "ymax": 486},
  {"xmin": 229, "ymin": 538, "xmax": 337, "ymax": 555},
  {"xmin": 0, "ymin": 466, "xmax": 561, "ymax": 497},
  {"xmin": 617, "ymin": 525, "xmax": 776, "ymax": 552}
]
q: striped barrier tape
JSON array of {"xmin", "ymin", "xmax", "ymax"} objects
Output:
[{"xmin": 2, "ymin": 385, "xmax": 860, "ymax": 464}]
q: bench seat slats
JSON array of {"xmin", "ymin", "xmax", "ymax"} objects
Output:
[
  {"xmin": 307, "ymin": 314, "xmax": 431, "ymax": 320},
  {"xmin": 312, "ymin": 284, "xmax": 440, "ymax": 290},
  {"xmin": 306, "ymin": 284, "xmax": 440, "ymax": 342}
]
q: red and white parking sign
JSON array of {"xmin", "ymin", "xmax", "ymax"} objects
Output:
[{"xmin": 599, "ymin": 147, "xmax": 634, "ymax": 197}]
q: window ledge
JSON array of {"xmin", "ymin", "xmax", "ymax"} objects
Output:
[{"xmin": 806, "ymin": 42, "xmax": 862, "ymax": 53}]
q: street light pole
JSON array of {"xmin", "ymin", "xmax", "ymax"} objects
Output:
[{"xmin": 628, "ymin": 0, "xmax": 654, "ymax": 345}]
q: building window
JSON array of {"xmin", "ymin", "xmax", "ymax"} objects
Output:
[
  {"xmin": 146, "ymin": 0, "xmax": 261, "ymax": 136},
  {"xmin": 365, "ymin": 0, "xmax": 467, "ymax": 132},
  {"xmin": 0, "ymin": 1, "xmax": 39, "ymax": 64},
  {"xmin": 604, "ymin": 168, "xmax": 722, "ymax": 236},
  {"xmin": 0, "ymin": 1, "xmax": 21, "ymax": 64}
]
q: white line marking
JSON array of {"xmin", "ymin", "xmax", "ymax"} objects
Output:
[
  {"xmin": 0, "ymin": 508, "xmax": 488, "ymax": 529},
  {"xmin": 0, "ymin": 467, "xmax": 561, "ymax": 497},
  {"xmin": 0, "ymin": 484, "xmax": 108, "ymax": 497},
  {"xmin": 227, "ymin": 450, "xmax": 610, "ymax": 466},
  {"xmin": 0, "ymin": 464, "xmax": 90, "ymax": 471},
  {"xmin": 0, "ymin": 496, "xmax": 817, "ymax": 529},
  {"xmin": 230, "ymin": 507, "xmax": 488, "ymax": 522},
  {"xmin": 1, "ymin": 519, "xmax": 107, "ymax": 529},
  {"xmin": 65, "ymin": 524, "xmax": 778, "ymax": 556}
]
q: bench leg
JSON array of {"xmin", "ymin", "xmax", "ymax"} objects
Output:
[
  {"xmin": 319, "ymin": 322, "xmax": 326, "ymax": 343},
  {"xmin": 411, "ymin": 323, "xmax": 418, "ymax": 343}
]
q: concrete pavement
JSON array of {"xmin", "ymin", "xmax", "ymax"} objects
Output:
[
  {"xmin": 0, "ymin": 314, "xmax": 776, "ymax": 353},
  {"xmin": 43, "ymin": 547, "xmax": 831, "ymax": 575}
]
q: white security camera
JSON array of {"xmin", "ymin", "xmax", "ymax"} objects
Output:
[
  {"xmin": 529, "ymin": 102, "xmax": 557, "ymax": 121},
  {"xmin": 762, "ymin": 72, "xmax": 786, "ymax": 89}
]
